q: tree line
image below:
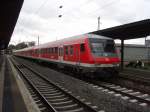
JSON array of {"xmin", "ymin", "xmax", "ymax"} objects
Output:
[{"xmin": 8, "ymin": 41, "xmax": 36, "ymax": 50}]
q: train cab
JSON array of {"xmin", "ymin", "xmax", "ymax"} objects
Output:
[{"xmin": 75, "ymin": 34, "xmax": 120, "ymax": 76}]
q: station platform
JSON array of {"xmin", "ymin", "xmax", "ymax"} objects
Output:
[{"xmin": 0, "ymin": 55, "xmax": 39, "ymax": 112}]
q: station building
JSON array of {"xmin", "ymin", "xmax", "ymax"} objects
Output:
[{"xmin": 116, "ymin": 43, "xmax": 150, "ymax": 62}]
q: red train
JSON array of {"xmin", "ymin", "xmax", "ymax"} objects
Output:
[{"xmin": 14, "ymin": 34, "xmax": 120, "ymax": 77}]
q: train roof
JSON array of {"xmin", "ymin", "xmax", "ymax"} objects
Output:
[
  {"xmin": 13, "ymin": 46, "xmax": 34, "ymax": 52},
  {"xmin": 14, "ymin": 34, "xmax": 113, "ymax": 52}
]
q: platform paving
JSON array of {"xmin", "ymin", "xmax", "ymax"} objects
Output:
[
  {"xmin": 0, "ymin": 55, "xmax": 5, "ymax": 112},
  {"xmin": 0, "ymin": 55, "xmax": 29, "ymax": 112},
  {"xmin": 8, "ymin": 56, "xmax": 40, "ymax": 112}
]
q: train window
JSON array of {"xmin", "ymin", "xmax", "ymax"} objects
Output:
[
  {"xmin": 53, "ymin": 48, "xmax": 55, "ymax": 53},
  {"xmin": 44, "ymin": 49, "xmax": 46, "ymax": 53},
  {"xmin": 89, "ymin": 38, "xmax": 116, "ymax": 56},
  {"xmin": 70, "ymin": 46, "xmax": 73, "ymax": 55},
  {"xmin": 46, "ymin": 48, "xmax": 48, "ymax": 53},
  {"xmin": 48, "ymin": 48, "xmax": 51, "ymax": 53},
  {"xmin": 47, "ymin": 48, "xmax": 49, "ymax": 53},
  {"xmin": 37, "ymin": 49, "xmax": 39, "ymax": 54},
  {"xmin": 61, "ymin": 48, "xmax": 63, "ymax": 56},
  {"xmin": 80, "ymin": 43, "xmax": 85, "ymax": 52},
  {"xmin": 65, "ymin": 46, "xmax": 68, "ymax": 55},
  {"xmin": 58, "ymin": 48, "xmax": 60, "ymax": 55},
  {"xmin": 45, "ymin": 48, "xmax": 47, "ymax": 53},
  {"xmin": 42, "ymin": 49, "xmax": 44, "ymax": 54},
  {"xmin": 55, "ymin": 47, "xmax": 58, "ymax": 54},
  {"xmin": 51, "ymin": 48, "xmax": 53, "ymax": 54},
  {"xmin": 49, "ymin": 48, "xmax": 51, "ymax": 53},
  {"xmin": 91, "ymin": 43, "xmax": 104, "ymax": 53},
  {"xmin": 51, "ymin": 48, "xmax": 55, "ymax": 54},
  {"xmin": 51, "ymin": 48, "xmax": 53, "ymax": 53},
  {"xmin": 40, "ymin": 49, "xmax": 42, "ymax": 54},
  {"xmin": 43, "ymin": 49, "xmax": 45, "ymax": 53},
  {"xmin": 104, "ymin": 40, "xmax": 115, "ymax": 53},
  {"xmin": 50, "ymin": 48, "xmax": 52, "ymax": 53}
]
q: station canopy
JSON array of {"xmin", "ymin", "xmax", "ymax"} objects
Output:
[
  {"xmin": 0, "ymin": 0, "xmax": 24, "ymax": 50},
  {"xmin": 90, "ymin": 19, "xmax": 150, "ymax": 40}
]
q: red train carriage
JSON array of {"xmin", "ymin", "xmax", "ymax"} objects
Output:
[{"xmin": 14, "ymin": 34, "xmax": 120, "ymax": 77}]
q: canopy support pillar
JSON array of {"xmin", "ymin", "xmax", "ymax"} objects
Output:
[{"xmin": 121, "ymin": 39, "xmax": 124, "ymax": 70}]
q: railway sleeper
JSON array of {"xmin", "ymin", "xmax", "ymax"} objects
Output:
[
  {"xmin": 45, "ymin": 94, "xmax": 65, "ymax": 99},
  {"xmin": 48, "ymin": 97, "xmax": 69, "ymax": 102},
  {"xmin": 51, "ymin": 100, "xmax": 73, "ymax": 106}
]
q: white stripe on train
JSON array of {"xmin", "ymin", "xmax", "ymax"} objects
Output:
[{"xmin": 16, "ymin": 55, "xmax": 119, "ymax": 68}]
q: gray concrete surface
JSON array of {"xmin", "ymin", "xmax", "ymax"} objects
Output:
[
  {"xmin": 8, "ymin": 56, "xmax": 41, "ymax": 112},
  {"xmin": 2, "ymin": 56, "xmax": 28, "ymax": 112},
  {"xmin": 0, "ymin": 55, "xmax": 5, "ymax": 112}
]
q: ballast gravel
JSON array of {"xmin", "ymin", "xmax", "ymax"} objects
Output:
[{"xmin": 14, "ymin": 57, "xmax": 150, "ymax": 112}]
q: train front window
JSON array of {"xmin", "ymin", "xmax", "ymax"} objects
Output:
[
  {"xmin": 91, "ymin": 43, "xmax": 104, "ymax": 53},
  {"xmin": 89, "ymin": 38, "xmax": 116, "ymax": 57},
  {"xmin": 104, "ymin": 40, "xmax": 115, "ymax": 53}
]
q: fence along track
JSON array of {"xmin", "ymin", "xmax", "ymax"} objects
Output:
[{"xmin": 11, "ymin": 58, "xmax": 104, "ymax": 112}]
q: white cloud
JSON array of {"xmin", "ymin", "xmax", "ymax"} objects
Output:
[{"xmin": 10, "ymin": 0, "xmax": 150, "ymax": 45}]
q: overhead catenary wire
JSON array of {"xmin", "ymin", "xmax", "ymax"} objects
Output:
[
  {"xmin": 34, "ymin": 0, "xmax": 49, "ymax": 14},
  {"xmin": 13, "ymin": 0, "xmax": 120, "ymax": 45},
  {"xmin": 13, "ymin": 0, "xmax": 50, "ymax": 45}
]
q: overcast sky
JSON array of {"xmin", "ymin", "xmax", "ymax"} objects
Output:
[{"xmin": 10, "ymin": 0, "xmax": 150, "ymax": 45}]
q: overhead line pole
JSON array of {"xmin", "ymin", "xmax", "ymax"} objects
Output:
[
  {"xmin": 38, "ymin": 35, "xmax": 39, "ymax": 46},
  {"xmin": 97, "ymin": 16, "xmax": 100, "ymax": 30},
  {"xmin": 37, "ymin": 35, "xmax": 40, "ymax": 57}
]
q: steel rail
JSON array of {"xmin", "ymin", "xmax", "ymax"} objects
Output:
[
  {"xmin": 88, "ymin": 80, "xmax": 150, "ymax": 105},
  {"xmin": 13, "ymin": 57, "xmax": 150, "ymax": 105},
  {"xmin": 119, "ymin": 73, "xmax": 150, "ymax": 86},
  {"xmin": 11, "ymin": 59, "xmax": 58, "ymax": 112},
  {"xmin": 11, "ymin": 58, "xmax": 100, "ymax": 112}
]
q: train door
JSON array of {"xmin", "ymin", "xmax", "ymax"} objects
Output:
[
  {"xmin": 58, "ymin": 46, "xmax": 63, "ymax": 62},
  {"xmin": 75, "ymin": 44, "xmax": 80, "ymax": 66}
]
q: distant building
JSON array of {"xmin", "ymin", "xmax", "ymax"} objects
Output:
[{"xmin": 116, "ymin": 44, "xmax": 150, "ymax": 62}]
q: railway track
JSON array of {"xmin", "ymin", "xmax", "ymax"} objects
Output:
[
  {"xmin": 84, "ymin": 79, "xmax": 150, "ymax": 107},
  {"xmin": 46, "ymin": 64, "xmax": 150, "ymax": 107},
  {"xmin": 118, "ymin": 72, "xmax": 150, "ymax": 86},
  {"xmin": 12, "ymin": 57, "xmax": 150, "ymax": 110},
  {"xmin": 11, "ymin": 59, "xmax": 104, "ymax": 112}
]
